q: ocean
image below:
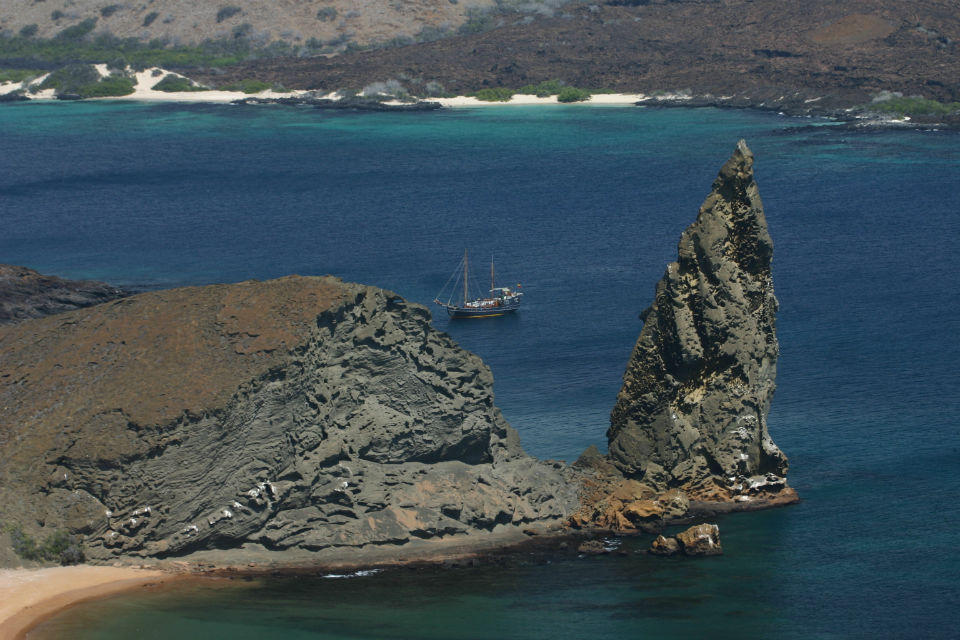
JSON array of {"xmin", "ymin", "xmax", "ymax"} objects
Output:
[{"xmin": 1, "ymin": 101, "xmax": 958, "ymax": 639}]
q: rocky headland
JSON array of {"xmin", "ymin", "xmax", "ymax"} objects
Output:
[
  {"xmin": 0, "ymin": 264, "xmax": 129, "ymax": 326},
  {"xmin": 0, "ymin": 276, "xmax": 578, "ymax": 563},
  {"xmin": 0, "ymin": 140, "xmax": 794, "ymax": 571}
]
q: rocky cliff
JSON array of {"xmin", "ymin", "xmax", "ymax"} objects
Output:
[
  {"xmin": 0, "ymin": 264, "xmax": 128, "ymax": 325},
  {"xmin": 606, "ymin": 140, "xmax": 794, "ymax": 506},
  {"xmin": 0, "ymin": 276, "xmax": 577, "ymax": 562}
]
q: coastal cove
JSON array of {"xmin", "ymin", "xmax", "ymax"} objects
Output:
[{"xmin": 2, "ymin": 103, "xmax": 959, "ymax": 638}]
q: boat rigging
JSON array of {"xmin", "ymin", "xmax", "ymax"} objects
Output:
[{"xmin": 434, "ymin": 250, "xmax": 523, "ymax": 319}]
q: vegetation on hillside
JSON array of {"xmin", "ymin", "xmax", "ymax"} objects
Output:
[
  {"xmin": 870, "ymin": 94, "xmax": 960, "ymax": 117},
  {"xmin": 518, "ymin": 79, "xmax": 567, "ymax": 96},
  {"xmin": 36, "ymin": 62, "xmax": 134, "ymax": 97},
  {"xmin": 7, "ymin": 524, "xmax": 85, "ymax": 565},
  {"xmin": 472, "ymin": 87, "xmax": 515, "ymax": 102},
  {"xmin": 472, "ymin": 81, "xmax": 594, "ymax": 102},
  {"xmin": 151, "ymin": 74, "xmax": 208, "ymax": 92},
  {"xmin": 0, "ymin": 68, "xmax": 44, "ymax": 83},
  {"xmin": 0, "ymin": 13, "xmax": 347, "ymax": 69}
]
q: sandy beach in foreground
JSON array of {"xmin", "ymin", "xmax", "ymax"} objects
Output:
[{"xmin": 0, "ymin": 565, "xmax": 173, "ymax": 639}]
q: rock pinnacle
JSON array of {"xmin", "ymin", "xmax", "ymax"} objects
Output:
[{"xmin": 606, "ymin": 140, "xmax": 790, "ymax": 501}]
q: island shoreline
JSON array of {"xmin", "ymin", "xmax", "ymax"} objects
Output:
[
  {"xmin": 0, "ymin": 491, "xmax": 800, "ymax": 638},
  {"xmin": 3, "ymin": 67, "xmax": 948, "ymax": 128}
]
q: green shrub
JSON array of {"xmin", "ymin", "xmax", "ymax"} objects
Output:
[
  {"xmin": 316, "ymin": 7, "xmax": 337, "ymax": 22},
  {"xmin": 57, "ymin": 17, "xmax": 98, "ymax": 41},
  {"xmin": 9, "ymin": 525, "xmax": 40, "ymax": 560},
  {"xmin": 38, "ymin": 64, "xmax": 135, "ymax": 97},
  {"xmin": 216, "ymin": 6, "xmax": 242, "ymax": 23},
  {"xmin": 459, "ymin": 7, "xmax": 497, "ymax": 34},
  {"xmin": 143, "ymin": 11, "xmax": 159, "ymax": 27},
  {"xmin": 100, "ymin": 4, "xmax": 121, "ymax": 18},
  {"xmin": 152, "ymin": 74, "xmax": 206, "ymax": 92},
  {"xmin": 39, "ymin": 63, "xmax": 100, "ymax": 91},
  {"xmin": 473, "ymin": 87, "xmax": 514, "ymax": 102},
  {"xmin": 518, "ymin": 79, "xmax": 566, "ymax": 97},
  {"xmin": 78, "ymin": 74, "xmax": 135, "ymax": 97},
  {"xmin": 416, "ymin": 25, "xmax": 451, "ymax": 43},
  {"xmin": 19, "ymin": 24, "xmax": 39, "ymax": 38},
  {"xmin": 0, "ymin": 68, "xmax": 43, "ymax": 83},
  {"xmin": 220, "ymin": 78, "xmax": 271, "ymax": 93},
  {"xmin": 8, "ymin": 525, "xmax": 85, "ymax": 565},
  {"xmin": 232, "ymin": 23, "xmax": 253, "ymax": 39},
  {"xmin": 871, "ymin": 96, "xmax": 960, "ymax": 116},
  {"xmin": 556, "ymin": 86, "xmax": 591, "ymax": 102}
]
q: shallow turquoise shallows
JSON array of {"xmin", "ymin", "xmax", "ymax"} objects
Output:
[{"xmin": 2, "ymin": 101, "xmax": 958, "ymax": 639}]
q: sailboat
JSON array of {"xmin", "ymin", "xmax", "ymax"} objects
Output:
[{"xmin": 434, "ymin": 250, "xmax": 523, "ymax": 319}]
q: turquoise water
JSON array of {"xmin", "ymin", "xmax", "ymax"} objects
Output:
[{"xmin": 2, "ymin": 102, "xmax": 958, "ymax": 638}]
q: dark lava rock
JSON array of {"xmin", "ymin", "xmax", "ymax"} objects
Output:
[
  {"xmin": 0, "ymin": 264, "xmax": 129, "ymax": 325},
  {"xmin": 606, "ymin": 141, "xmax": 792, "ymax": 503},
  {"xmin": 577, "ymin": 539, "xmax": 608, "ymax": 555}
]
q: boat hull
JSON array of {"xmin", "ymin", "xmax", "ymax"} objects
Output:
[
  {"xmin": 439, "ymin": 296, "xmax": 522, "ymax": 319},
  {"xmin": 446, "ymin": 305, "xmax": 518, "ymax": 319}
]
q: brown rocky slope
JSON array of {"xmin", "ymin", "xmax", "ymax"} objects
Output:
[
  {"xmin": 0, "ymin": 0, "xmax": 502, "ymax": 49},
  {"xmin": 0, "ymin": 276, "xmax": 578, "ymax": 561},
  {"xmin": 192, "ymin": 0, "xmax": 960, "ymax": 114}
]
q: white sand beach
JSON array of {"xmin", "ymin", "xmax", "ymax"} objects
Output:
[
  {"xmin": 0, "ymin": 65, "xmax": 656, "ymax": 107},
  {"xmin": 433, "ymin": 93, "xmax": 649, "ymax": 107}
]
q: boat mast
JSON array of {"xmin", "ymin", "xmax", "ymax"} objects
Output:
[
  {"xmin": 463, "ymin": 249, "xmax": 468, "ymax": 305},
  {"xmin": 490, "ymin": 257, "xmax": 495, "ymax": 294}
]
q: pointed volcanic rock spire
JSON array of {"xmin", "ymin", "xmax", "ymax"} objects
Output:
[{"xmin": 607, "ymin": 140, "xmax": 791, "ymax": 502}]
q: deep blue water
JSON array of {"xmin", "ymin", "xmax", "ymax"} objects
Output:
[{"xmin": 2, "ymin": 101, "xmax": 958, "ymax": 639}]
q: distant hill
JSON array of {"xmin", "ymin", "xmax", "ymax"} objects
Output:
[
  {"xmin": 0, "ymin": 0, "xmax": 579, "ymax": 51},
  {"xmin": 1, "ymin": 0, "xmax": 957, "ymax": 114},
  {"xmin": 187, "ymin": 0, "xmax": 960, "ymax": 110}
]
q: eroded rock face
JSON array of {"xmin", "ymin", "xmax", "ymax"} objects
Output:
[
  {"xmin": 607, "ymin": 140, "xmax": 791, "ymax": 502},
  {"xmin": 0, "ymin": 264, "xmax": 129, "ymax": 325},
  {"xmin": 0, "ymin": 276, "xmax": 577, "ymax": 560}
]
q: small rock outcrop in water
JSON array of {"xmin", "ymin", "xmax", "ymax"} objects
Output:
[
  {"xmin": 0, "ymin": 264, "xmax": 129, "ymax": 325},
  {"xmin": 0, "ymin": 276, "xmax": 577, "ymax": 561},
  {"xmin": 606, "ymin": 140, "xmax": 794, "ymax": 505},
  {"xmin": 649, "ymin": 523, "xmax": 722, "ymax": 557}
]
